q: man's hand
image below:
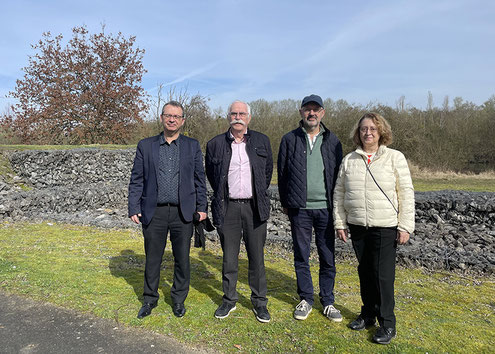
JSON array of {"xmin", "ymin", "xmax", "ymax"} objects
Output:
[
  {"xmin": 130, "ymin": 214, "xmax": 141, "ymax": 224},
  {"xmin": 197, "ymin": 211, "xmax": 207, "ymax": 222},
  {"xmin": 336, "ymin": 229, "xmax": 348, "ymax": 243},
  {"xmin": 397, "ymin": 231, "xmax": 410, "ymax": 245}
]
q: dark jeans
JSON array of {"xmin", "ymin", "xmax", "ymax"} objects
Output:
[
  {"xmin": 349, "ymin": 224, "xmax": 397, "ymax": 329},
  {"xmin": 288, "ymin": 208, "xmax": 336, "ymax": 307},
  {"xmin": 142, "ymin": 205, "xmax": 193, "ymax": 305},
  {"xmin": 217, "ymin": 200, "xmax": 268, "ymax": 307}
]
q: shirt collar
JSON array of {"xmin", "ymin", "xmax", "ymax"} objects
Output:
[
  {"xmin": 356, "ymin": 144, "xmax": 387, "ymax": 157},
  {"xmin": 228, "ymin": 128, "xmax": 248, "ymax": 143},
  {"xmin": 301, "ymin": 123, "xmax": 325, "ymax": 136},
  {"xmin": 160, "ymin": 133, "xmax": 180, "ymax": 145}
]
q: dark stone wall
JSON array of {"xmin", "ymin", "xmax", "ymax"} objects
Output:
[{"xmin": 1, "ymin": 149, "xmax": 494, "ymax": 274}]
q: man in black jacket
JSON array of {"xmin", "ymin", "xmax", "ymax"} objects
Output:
[
  {"xmin": 205, "ymin": 100, "xmax": 273, "ymax": 323},
  {"xmin": 277, "ymin": 94, "xmax": 343, "ymax": 322}
]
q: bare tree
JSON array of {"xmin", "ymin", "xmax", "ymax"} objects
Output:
[{"xmin": 427, "ymin": 91, "xmax": 434, "ymax": 111}]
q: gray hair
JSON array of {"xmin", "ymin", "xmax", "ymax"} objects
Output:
[{"xmin": 227, "ymin": 100, "xmax": 251, "ymax": 116}]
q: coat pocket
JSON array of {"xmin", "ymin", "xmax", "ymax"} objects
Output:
[{"xmin": 255, "ymin": 147, "xmax": 268, "ymax": 157}]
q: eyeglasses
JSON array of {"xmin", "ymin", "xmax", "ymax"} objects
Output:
[
  {"xmin": 302, "ymin": 107, "xmax": 323, "ymax": 114},
  {"xmin": 162, "ymin": 114, "xmax": 184, "ymax": 120},
  {"xmin": 360, "ymin": 127, "xmax": 377, "ymax": 133},
  {"xmin": 229, "ymin": 112, "xmax": 249, "ymax": 118}
]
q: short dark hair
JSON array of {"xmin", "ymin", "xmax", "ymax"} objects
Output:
[
  {"xmin": 161, "ymin": 100, "xmax": 184, "ymax": 116},
  {"xmin": 351, "ymin": 112, "xmax": 393, "ymax": 147}
]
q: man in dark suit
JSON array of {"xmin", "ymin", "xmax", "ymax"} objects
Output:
[
  {"xmin": 128, "ymin": 100, "xmax": 207, "ymax": 319},
  {"xmin": 205, "ymin": 100, "xmax": 273, "ymax": 323}
]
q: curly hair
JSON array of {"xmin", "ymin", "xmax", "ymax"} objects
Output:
[{"xmin": 351, "ymin": 112, "xmax": 393, "ymax": 147}]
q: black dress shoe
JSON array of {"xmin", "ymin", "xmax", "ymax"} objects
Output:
[
  {"xmin": 373, "ymin": 326, "xmax": 396, "ymax": 344},
  {"xmin": 349, "ymin": 315, "xmax": 376, "ymax": 330},
  {"xmin": 173, "ymin": 303, "xmax": 186, "ymax": 317},
  {"xmin": 137, "ymin": 302, "xmax": 157, "ymax": 319}
]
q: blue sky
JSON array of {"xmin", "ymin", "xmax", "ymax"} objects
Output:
[{"xmin": 1, "ymin": 0, "xmax": 494, "ymax": 113}]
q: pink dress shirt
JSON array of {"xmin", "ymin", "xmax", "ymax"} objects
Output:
[{"xmin": 228, "ymin": 134, "xmax": 253, "ymax": 199}]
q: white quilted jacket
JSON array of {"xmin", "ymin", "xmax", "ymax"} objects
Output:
[{"xmin": 333, "ymin": 145, "xmax": 415, "ymax": 234}]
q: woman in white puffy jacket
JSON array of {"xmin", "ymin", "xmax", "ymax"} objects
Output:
[{"xmin": 333, "ymin": 112, "xmax": 414, "ymax": 345}]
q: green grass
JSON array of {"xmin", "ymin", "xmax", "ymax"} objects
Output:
[
  {"xmin": 413, "ymin": 177, "xmax": 495, "ymax": 192},
  {"xmin": 0, "ymin": 152, "xmax": 13, "ymax": 177},
  {"xmin": 1, "ymin": 222, "xmax": 494, "ymax": 353},
  {"xmin": 0, "ymin": 151, "xmax": 31, "ymax": 190}
]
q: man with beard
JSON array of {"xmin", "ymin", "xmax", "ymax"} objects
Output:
[
  {"xmin": 277, "ymin": 94, "xmax": 343, "ymax": 322},
  {"xmin": 128, "ymin": 101, "xmax": 207, "ymax": 319},
  {"xmin": 205, "ymin": 100, "xmax": 273, "ymax": 323}
]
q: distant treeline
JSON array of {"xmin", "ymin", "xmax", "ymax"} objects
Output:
[
  {"xmin": 2, "ymin": 95, "xmax": 494, "ymax": 172},
  {"xmin": 134, "ymin": 95, "xmax": 495, "ymax": 173}
]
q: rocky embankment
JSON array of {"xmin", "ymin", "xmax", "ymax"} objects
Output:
[{"xmin": 1, "ymin": 149, "xmax": 494, "ymax": 275}]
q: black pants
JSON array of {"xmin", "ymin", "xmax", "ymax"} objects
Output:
[
  {"xmin": 288, "ymin": 208, "xmax": 336, "ymax": 306},
  {"xmin": 142, "ymin": 205, "xmax": 193, "ymax": 305},
  {"xmin": 349, "ymin": 224, "xmax": 397, "ymax": 328},
  {"xmin": 217, "ymin": 200, "xmax": 268, "ymax": 307}
]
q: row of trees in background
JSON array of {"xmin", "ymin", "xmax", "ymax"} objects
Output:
[
  {"xmin": 1, "ymin": 26, "xmax": 494, "ymax": 172},
  {"xmin": 3, "ymin": 74, "xmax": 495, "ymax": 172},
  {"xmin": 176, "ymin": 95, "xmax": 495, "ymax": 173},
  {"xmin": 130, "ymin": 91, "xmax": 495, "ymax": 173}
]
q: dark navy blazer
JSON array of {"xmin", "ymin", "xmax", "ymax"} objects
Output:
[{"xmin": 128, "ymin": 133, "xmax": 207, "ymax": 225}]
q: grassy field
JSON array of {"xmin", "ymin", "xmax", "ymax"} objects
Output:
[
  {"xmin": 413, "ymin": 177, "xmax": 495, "ymax": 192},
  {"xmin": 1, "ymin": 222, "xmax": 494, "ymax": 353},
  {"xmin": 410, "ymin": 166, "xmax": 495, "ymax": 192}
]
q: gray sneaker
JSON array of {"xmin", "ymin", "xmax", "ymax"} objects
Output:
[
  {"xmin": 323, "ymin": 304, "xmax": 342, "ymax": 322},
  {"xmin": 294, "ymin": 300, "xmax": 312, "ymax": 320}
]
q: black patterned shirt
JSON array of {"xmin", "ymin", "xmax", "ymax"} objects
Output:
[{"xmin": 157, "ymin": 134, "xmax": 180, "ymax": 205}]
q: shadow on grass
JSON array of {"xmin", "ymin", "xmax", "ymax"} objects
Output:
[
  {"xmin": 108, "ymin": 249, "xmax": 145, "ymax": 302},
  {"xmin": 109, "ymin": 248, "xmax": 355, "ymax": 321},
  {"xmin": 108, "ymin": 249, "xmax": 249, "ymax": 309},
  {"xmin": 199, "ymin": 249, "xmax": 299, "ymax": 308}
]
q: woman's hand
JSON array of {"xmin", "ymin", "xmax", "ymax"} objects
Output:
[
  {"xmin": 336, "ymin": 229, "xmax": 348, "ymax": 243},
  {"xmin": 397, "ymin": 231, "xmax": 410, "ymax": 245}
]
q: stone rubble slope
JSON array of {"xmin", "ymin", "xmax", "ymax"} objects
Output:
[{"xmin": 1, "ymin": 149, "xmax": 494, "ymax": 275}]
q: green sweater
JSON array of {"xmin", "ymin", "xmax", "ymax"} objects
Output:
[{"xmin": 303, "ymin": 126, "xmax": 328, "ymax": 209}]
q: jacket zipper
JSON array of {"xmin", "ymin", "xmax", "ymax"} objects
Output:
[{"xmin": 364, "ymin": 155, "xmax": 369, "ymax": 229}]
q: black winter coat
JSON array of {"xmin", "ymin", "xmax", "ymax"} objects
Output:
[
  {"xmin": 277, "ymin": 121, "xmax": 343, "ymax": 209},
  {"xmin": 205, "ymin": 129, "xmax": 273, "ymax": 227}
]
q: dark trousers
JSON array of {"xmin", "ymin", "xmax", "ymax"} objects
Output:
[
  {"xmin": 217, "ymin": 200, "xmax": 268, "ymax": 307},
  {"xmin": 349, "ymin": 224, "xmax": 397, "ymax": 329},
  {"xmin": 142, "ymin": 205, "xmax": 193, "ymax": 305},
  {"xmin": 288, "ymin": 208, "xmax": 336, "ymax": 307}
]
